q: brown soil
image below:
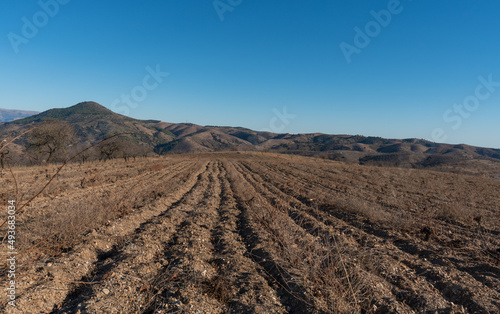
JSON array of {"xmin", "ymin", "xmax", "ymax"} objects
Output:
[{"xmin": 0, "ymin": 152, "xmax": 499, "ymax": 313}]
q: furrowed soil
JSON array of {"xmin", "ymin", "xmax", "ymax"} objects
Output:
[{"xmin": 0, "ymin": 152, "xmax": 499, "ymax": 313}]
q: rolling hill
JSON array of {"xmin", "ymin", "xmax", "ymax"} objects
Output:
[{"xmin": 1, "ymin": 101, "xmax": 499, "ymax": 174}]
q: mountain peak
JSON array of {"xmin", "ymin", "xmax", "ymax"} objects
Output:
[
  {"xmin": 36, "ymin": 101, "xmax": 113, "ymax": 119},
  {"xmin": 66, "ymin": 101, "xmax": 114, "ymax": 114},
  {"xmin": 8, "ymin": 101, "xmax": 119, "ymax": 124}
]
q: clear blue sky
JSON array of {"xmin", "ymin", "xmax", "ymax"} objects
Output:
[{"xmin": 1, "ymin": 1, "xmax": 499, "ymax": 148}]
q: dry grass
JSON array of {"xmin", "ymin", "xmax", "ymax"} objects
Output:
[
  {"xmin": 250, "ymin": 198, "xmax": 368, "ymax": 312},
  {"xmin": 433, "ymin": 202, "xmax": 477, "ymax": 222},
  {"xmin": 203, "ymin": 274, "xmax": 234, "ymax": 304},
  {"xmin": 1, "ymin": 151, "xmax": 499, "ymax": 312},
  {"xmin": 225, "ymin": 161, "xmax": 369, "ymax": 313},
  {"xmin": 0, "ymin": 156, "xmax": 183, "ymax": 276}
]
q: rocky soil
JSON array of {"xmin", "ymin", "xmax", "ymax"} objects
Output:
[{"xmin": 0, "ymin": 153, "xmax": 499, "ymax": 313}]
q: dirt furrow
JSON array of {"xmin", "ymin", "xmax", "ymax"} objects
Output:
[
  {"xmin": 139, "ymin": 160, "xmax": 286, "ymax": 313},
  {"xmin": 208, "ymin": 161, "xmax": 286, "ymax": 313},
  {"xmin": 7, "ymin": 161, "xmax": 209, "ymax": 313},
  {"xmin": 240, "ymin": 161, "xmax": 500, "ymax": 313},
  {"xmin": 3, "ymin": 153, "xmax": 498, "ymax": 313},
  {"xmin": 77, "ymin": 159, "xmax": 188, "ymax": 190},
  {"xmin": 259, "ymin": 159, "xmax": 499, "ymax": 236},
  {"xmin": 227, "ymin": 161, "xmax": 340, "ymax": 313},
  {"xmin": 236, "ymin": 161, "xmax": 455, "ymax": 312},
  {"xmin": 281, "ymin": 191, "xmax": 500, "ymax": 311},
  {"xmin": 138, "ymin": 161, "xmax": 228, "ymax": 313},
  {"xmin": 246, "ymin": 160, "xmax": 498, "ymax": 262},
  {"xmin": 8, "ymin": 160, "xmax": 195, "ymax": 259},
  {"xmin": 18, "ymin": 159, "xmax": 188, "ymax": 208},
  {"xmin": 51, "ymin": 161, "xmax": 213, "ymax": 313}
]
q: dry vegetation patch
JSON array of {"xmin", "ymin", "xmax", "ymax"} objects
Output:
[{"xmin": 0, "ymin": 152, "xmax": 498, "ymax": 313}]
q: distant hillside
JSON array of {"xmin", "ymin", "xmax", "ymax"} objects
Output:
[
  {"xmin": 0, "ymin": 108, "xmax": 39, "ymax": 122},
  {"xmin": 0, "ymin": 102, "xmax": 175, "ymax": 158},
  {"xmin": 1, "ymin": 101, "xmax": 499, "ymax": 174}
]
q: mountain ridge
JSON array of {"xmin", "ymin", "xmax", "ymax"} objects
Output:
[
  {"xmin": 1, "ymin": 101, "xmax": 499, "ymax": 174},
  {"xmin": 0, "ymin": 108, "xmax": 40, "ymax": 122}
]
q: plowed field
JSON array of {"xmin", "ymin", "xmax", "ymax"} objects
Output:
[{"xmin": 1, "ymin": 153, "xmax": 499, "ymax": 313}]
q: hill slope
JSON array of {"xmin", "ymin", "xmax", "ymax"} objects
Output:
[
  {"xmin": 2, "ymin": 101, "xmax": 175, "ymax": 147},
  {"xmin": 1, "ymin": 101, "xmax": 499, "ymax": 173}
]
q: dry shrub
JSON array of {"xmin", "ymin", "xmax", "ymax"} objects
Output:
[
  {"xmin": 203, "ymin": 274, "xmax": 233, "ymax": 304},
  {"xmin": 248, "ymin": 197, "xmax": 368, "ymax": 312},
  {"xmin": 19, "ymin": 186, "xmax": 130, "ymax": 256},
  {"xmin": 434, "ymin": 202, "xmax": 476, "ymax": 222},
  {"xmin": 386, "ymin": 212, "xmax": 414, "ymax": 232},
  {"xmin": 333, "ymin": 198, "xmax": 390, "ymax": 224}
]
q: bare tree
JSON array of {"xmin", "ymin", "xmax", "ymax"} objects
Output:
[
  {"xmin": 99, "ymin": 138, "xmax": 123, "ymax": 161},
  {"xmin": 121, "ymin": 141, "xmax": 136, "ymax": 162},
  {"xmin": 98, "ymin": 137, "xmax": 153, "ymax": 162},
  {"xmin": 122, "ymin": 142, "xmax": 153, "ymax": 161},
  {"xmin": 139, "ymin": 145, "xmax": 154, "ymax": 158},
  {"xmin": 69, "ymin": 143, "xmax": 96, "ymax": 164},
  {"xmin": 26, "ymin": 121, "xmax": 75, "ymax": 163}
]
